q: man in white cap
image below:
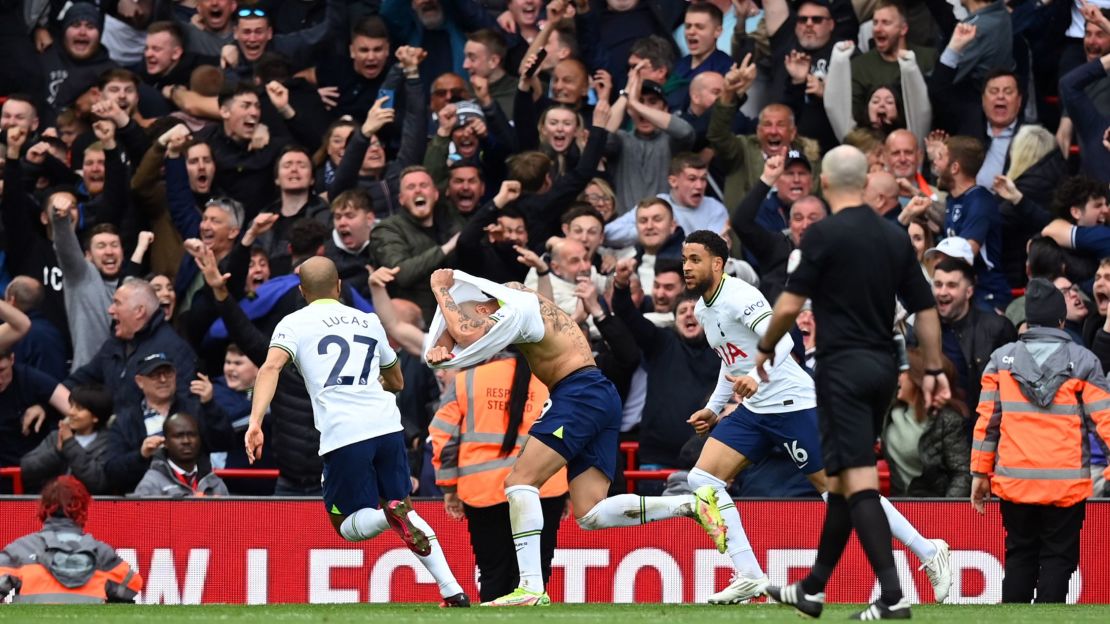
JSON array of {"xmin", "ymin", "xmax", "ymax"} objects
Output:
[{"xmin": 923, "ymin": 236, "xmax": 974, "ymax": 274}]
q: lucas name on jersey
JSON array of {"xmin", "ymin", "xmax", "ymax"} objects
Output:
[{"xmin": 321, "ymin": 314, "xmax": 373, "ymax": 329}]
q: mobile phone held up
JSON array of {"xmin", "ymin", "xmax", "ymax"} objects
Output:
[
  {"xmin": 377, "ymin": 88, "xmax": 396, "ymax": 110},
  {"xmin": 524, "ymin": 49, "xmax": 547, "ymax": 79}
]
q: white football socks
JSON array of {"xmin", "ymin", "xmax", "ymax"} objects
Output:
[
  {"xmin": 576, "ymin": 494, "xmax": 697, "ymax": 529},
  {"xmin": 339, "ymin": 508, "xmax": 388, "ymax": 542},
  {"xmin": 688, "ymin": 468, "xmax": 763, "ymax": 579},
  {"xmin": 880, "ymin": 495, "xmax": 937, "ymax": 562},
  {"xmin": 506, "ymin": 484, "xmax": 545, "ymax": 592},
  {"xmin": 409, "ymin": 511, "xmax": 464, "ymax": 598}
]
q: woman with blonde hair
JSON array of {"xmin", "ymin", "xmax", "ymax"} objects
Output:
[
  {"xmin": 991, "ymin": 124, "xmax": 1067, "ymax": 288},
  {"xmin": 578, "ymin": 178, "xmax": 618, "ymax": 223}
]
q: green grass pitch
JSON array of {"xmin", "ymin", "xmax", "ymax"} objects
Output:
[{"xmin": 1, "ymin": 603, "xmax": 1109, "ymax": 623}]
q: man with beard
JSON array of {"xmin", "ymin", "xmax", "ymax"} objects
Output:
[
  {"xmin": 132, "ymin": 412, "xmax": 230, "ymax": 497},
  {"xmin": 50, "ymin": 194, "xmax": 126, "ymax": 372},
  {"xmin": 443, "ymin": 161, "xmax": 486, "ymax": 218},
  {"xmin": 40, "ymin": 3, "xmax": 118, "ymax": 115},
  {"xmin": 456, "ymin": 180, "xmax": 533, "ymax": 283},
  {"xmin": 731, "ymin": 155, "xmax": 828, "ymax": 301},
  {"xmin": 604, "ymin": 153, "xmax": 728, "ymax": 248},
  {"xmin": 937, "ymin": 135, "xmax": 1011, "ymax": 311},
  {"xmin": 370, "ymin": 167, "xmax": 464, "ymax": 322},
  {"xmin": 930, "ymin": 257, "xmax": 1016, "ymax": 410},
  {"xmin": 325, "ymin": 190, "xmax": 377, "ymax": 298},
  {"xmin": 611, "ymin": 258, "xmax": 719, "ymax": 485},
  {"xmin": 256, "ymin": 147, "xmax": 331, "ymax": 276},
  {"xmin": 849, "ymin": 1, "xmax": 936, "ymax": 124},
  {"xmin": 708, "ymin": 53, "xmax": 820, "ymax": 210},
  {"xmin": 763, "ymin": 0, "xmax": 839, "ymax": 145},
  {"xmin": 681, "ymin": 229, "xmax": 953, "ymax": 606},
  {"xmin": 884, "ymin": 129, "xmax": 943, "ymax": 220}
]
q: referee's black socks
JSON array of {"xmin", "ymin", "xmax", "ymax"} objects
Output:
[
  {"xmin": 801, "ymin": 493, "xmax": 851, "ymax": 596},
  {"xmin": 849, "ymin": 489, "xmax": 903, "ymax": 605}
]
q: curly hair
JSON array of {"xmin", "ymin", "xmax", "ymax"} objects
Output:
[{"xmin": 37, "ymin": 476, "xmax": 92, "ymax": 529}]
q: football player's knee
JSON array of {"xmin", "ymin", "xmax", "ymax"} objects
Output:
[
  {"xmin": 575, "ymin": 505, "xmax": 603, "ymax": 530},
  {"xmin": 687, "ymin": 466, "xmax": 725, "ymax": 490}
]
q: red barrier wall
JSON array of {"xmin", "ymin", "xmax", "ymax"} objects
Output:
[{"xmin": 1, "ymin": 499, "xmax": 1108, "ymax": 604}]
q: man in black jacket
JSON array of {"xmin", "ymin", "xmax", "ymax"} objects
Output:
[
  {"xmin": 611, "ymin": 260, "xmax": 718, "ymax": 485},
  {"xmin": 929, "ymin": 257, "xmax": 1017, "ymax": 410},
  {"xmin": 63, "ymin": 278, "xmax": 198, "ymax": 409},
  {"xmin": 456, "ymin": 180, "xmax": 529, "ymax": 283}
]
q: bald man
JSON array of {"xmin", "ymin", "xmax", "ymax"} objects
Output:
[
  {"xmin": 247, "ymin": 257, "xmax": 470, "ymax": 607},
  {"xmin": 864, "ymin": 171, "xmax": 902, "ymax": 221},
  {"xmin": 757, "ymin": 146, "xmax": 951, "ymax": 618}
]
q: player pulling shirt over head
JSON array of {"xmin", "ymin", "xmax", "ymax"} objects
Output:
[{"xmin": 681, "ymin": 230, "xmax": 953, "ymax": 606}]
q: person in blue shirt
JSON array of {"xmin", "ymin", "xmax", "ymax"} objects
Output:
[{"xmin": 938, "ymin": 136, "xmax": 1011, "ymax": 311}]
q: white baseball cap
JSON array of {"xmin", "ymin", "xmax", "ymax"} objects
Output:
[{"xmin": 924, "ymin": 236, "xmax": 974, "ymax": 266}]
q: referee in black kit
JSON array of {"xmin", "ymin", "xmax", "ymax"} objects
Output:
[{"xmin": 753, "ymin": 146, "xmax": 951, "ymax": 620}]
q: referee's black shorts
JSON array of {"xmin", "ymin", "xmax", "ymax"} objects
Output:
[{"xmin": 814, "ymin": 349, "xmax": 898, "ymax": 476}]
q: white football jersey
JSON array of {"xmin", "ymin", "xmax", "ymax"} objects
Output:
[
  {"xmin": 270, "ymin": 299, "xmax": 401, "ymax": 454},
  {"xmin": 695, "ymin": 276, "xmax": 816, "ymax": 414}
]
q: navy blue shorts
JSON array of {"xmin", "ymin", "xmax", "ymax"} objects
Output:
[
  {"xmin": 528, "ymin": 366, "xmax": 622, "ymax": 481},
  {"xmin": 710, "ymin": 404, "xmax": 824, "ymax": 475},
  {"xmin": 322, "ymin": 431, "xmax": 411, "ymax": 516}
]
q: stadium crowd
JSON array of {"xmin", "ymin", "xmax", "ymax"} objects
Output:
[{"xmin": 0, "ymin": 0, "xmax": 1107, "ymax": 503}]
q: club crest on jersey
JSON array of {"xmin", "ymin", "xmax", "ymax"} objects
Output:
[
  {"xmin": 787, "ymin": 249, "xmax": 802, "ymax": 274},
  {"xmin": 714, "ymin": 342, "xmax": 748, "ymax": 365}
]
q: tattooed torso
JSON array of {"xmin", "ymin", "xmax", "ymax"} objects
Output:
[{"xmin": 514, "ymin": 287, "xmax": 596, "ymax": 389}]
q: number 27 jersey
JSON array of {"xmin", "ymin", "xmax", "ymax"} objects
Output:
[
  {"xmin": 695, "ymin": 276, "xmax": 816, "ymax": 414},
  {"xmin": 270, "ymin": 299, "xmax": 401, "ymax": 455}
]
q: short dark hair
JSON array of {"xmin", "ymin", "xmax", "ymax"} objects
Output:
[
  {"xmin": 287, "ymin": 218, "xmax": 330, "ymax": 259},
  {"xmin": 274, "ymin": 144, "xmax": 314, "ymax": 177},
  {"xmin": 218, "ymin": 82, "xmax": 259, "ymax": 108},
  {"xmin": 684, "ymin": 229, "xmax": 729, "ymax": 261},
  {"xmin": 560, "ymin": 203, "xmax": 605, "ymax": 227},
  {"xmin": 669, "ymin": 152, "xmax": 707, "ymax": 176},
  {"xmin": 69, "ymin": 385, "xmax": 113, "ymax": 431},
  {"xmin": 507, "ymin": 152, "xmax": 553, "ymax": 194},
  {"xmin": 3, "ymin": 93, "xmax": 39, "ymax": 118},
  {"xmin": 934, "ymin": 256, "xmax": 976, "ymax": 284},
  {"xmin": 1053, "ymin": 176, "xmax": 1109, "ymax": 223},
  {"xmin": 254, "ymin": 53, "xmax": 292, "ymax": 83},
  {"xmin": 232, "ymin": 7, "xmax": 271, "ymax": 25},
  {"xmin": 499, "ymin": 206, "xmax": 526, "ymax": 222},
  {"xmin": 654, "ymin": 257, "xmax": 683, "ymax": 278},
  {"xmin": 982, "ymin": 68, "xmax": 1020, "ymax": 95},
  {"xmin": 97, "ymin": 68, "xmax": 139, "ymax": 89},
  {"xmin": 686, "ymin": 2, "xmax": 723, "ymax": 26},
  {"xmin": 550, "ymin": 19, "xmax": 580, "ymax": 59},
  {"xmin": 82, "ymin": 222, "xmax": 120, "ymax": 249},
  {"xmin": 944, "ymin": 136, "xmax": 985, "ymax": 179},
  {"xmin": 147, "ymin": 20, "xmax": 185, "ymax": 47},
  {"xmin": 1026, "ymin": 236, "xmax": 1065, "ymax": 280},
  {"xmin": 467, "ymin": 28, "xmax": 507, "ymax": 61},
  {"xmin": 351, "ymin": 15, "xmax": 389, "ymax": 40},
  {"xmin": 629, "ymin": 35, "xmax": 676, "ymax": 74}
]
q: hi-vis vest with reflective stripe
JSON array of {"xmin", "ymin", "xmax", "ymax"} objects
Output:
[
  {"xmin": 430, "ymin": 358, "xmax": 568, "ymax": 507},
  {"xmin": 971, "ymin": 333, "xmax": 1110, "ymax": 507}
]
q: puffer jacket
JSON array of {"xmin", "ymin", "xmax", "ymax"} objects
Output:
[
  {"xmin": 131, "ymin": 454, "xmax": 228, "ymax": 497},
  {"xmin": 883, "ymin": 405, "xmax": 971, "ymax": 498},
  {"xmin": 215, "ymin": 295, "xmax": 322, "ymax": 488},
  {"xmin": 0, "ymin": 517, "xmax": 142, "ymax": 604}
]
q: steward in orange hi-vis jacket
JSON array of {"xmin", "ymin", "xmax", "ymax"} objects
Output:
[
  {"xmin": 970, "ymin": 280, "xmax": 1110, "ymax": 604},
  {"xmin": 430, "ymin": 353, "xmax": 568, "ymax": 603},
  {"xmin": 0, "ymin": 476, "xmax": 143, "ymax": 603}
]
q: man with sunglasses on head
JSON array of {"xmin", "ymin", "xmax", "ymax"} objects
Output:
[{"xmin": 219, "ymin": 2, "xmax": 346, "ymax": 83}]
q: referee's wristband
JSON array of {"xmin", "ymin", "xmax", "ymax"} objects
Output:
[
  {"xmin": 756, "ymin": 342, "xmax": 775, "ymax": 356},
  {"xmin": 924, "ymin": 368, "xmax": 944, "ymax": 376}
]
